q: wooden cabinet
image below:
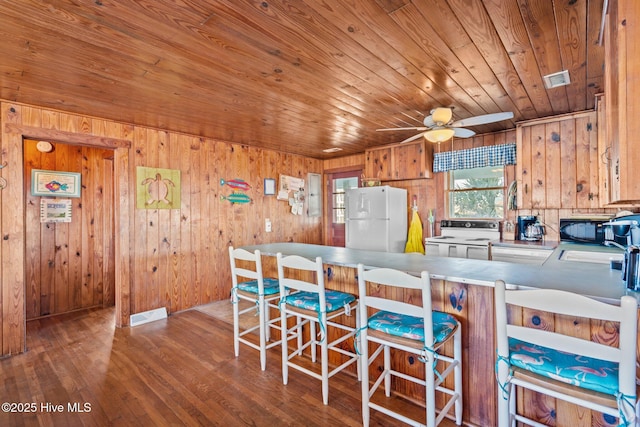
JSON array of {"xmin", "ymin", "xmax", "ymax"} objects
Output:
[
  {"xmin": 516, "ymin": 111, "xmax": 600, "ymax": 210},
  {"xmin": 364, "ymin": 140, "xmax": 433, "ymax": 180},
  {"xmin": 602, "ymin": 0, "xmax": 640, "ymax": 204},
  {"xmin": 365, "ymin": 145, "xmax": 393, "ymax": 180},
  {"xmin": 596, "ymin": 95, "xmax": 611, "ymax": 206}
]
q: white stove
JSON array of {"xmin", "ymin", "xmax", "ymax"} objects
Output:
[{"xmin": 425, "ymin": 220, "xmax": 501, "ymax": 259}]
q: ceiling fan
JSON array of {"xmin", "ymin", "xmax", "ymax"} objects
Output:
[{"xmin": 376, "ymin": 107, "xmax": 514, "ymax": 143}]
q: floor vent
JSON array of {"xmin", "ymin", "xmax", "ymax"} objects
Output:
[{"xmin": 130, "ymin": 307, "xmax": 168, "ymax": 327}]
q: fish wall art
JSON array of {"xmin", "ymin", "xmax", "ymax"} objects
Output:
[
  {"xmin": 221, "ymin": 192, "xmax": 252, "ymax": 204},
  {"xmin": 220, "ymin": 178, "xmax": 251, "ymax": 191}
]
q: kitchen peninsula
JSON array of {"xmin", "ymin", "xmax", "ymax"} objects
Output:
[{"xmin": 242, "ymin": 242, "xmax": 639, "ymax": 427}]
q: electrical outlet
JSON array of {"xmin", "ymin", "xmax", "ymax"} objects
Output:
[{"xmin": 265, "ymin": 219, "xmax": 272, "ymax": 232}]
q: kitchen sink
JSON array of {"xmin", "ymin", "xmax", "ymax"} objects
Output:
[{"xmin": 559, "ymin": 250, "xmax": 624, "ymax": 264}]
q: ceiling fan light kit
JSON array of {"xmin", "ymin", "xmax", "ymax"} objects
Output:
[
  {"xmin": 377, "ymin": 107, "xmax": 514, "ymax": 144},
  {"xmin": 430, "ymin": 107, "xmax": 452, "ymax": 125},
  {"xmin": 425, "ymin": 128, "xmax": 455, "ymax": 143}
]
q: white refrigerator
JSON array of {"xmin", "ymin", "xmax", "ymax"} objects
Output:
[{"xmin": 345, "ymin": 186, "xmax": 407, "ymax": 252}]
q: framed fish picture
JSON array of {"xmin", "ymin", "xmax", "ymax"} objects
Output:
[{"xmin": 31, "ymin": 169, "xmax": 81, "ymax": 198}]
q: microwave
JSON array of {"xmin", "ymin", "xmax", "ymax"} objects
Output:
[{"xmin": 559, "ymin": 218, "xmax": 608, "ymax": 245}]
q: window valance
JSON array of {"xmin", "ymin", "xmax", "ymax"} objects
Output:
[{"xmin": 433, "ymin": 142, "xmax": 516, "ymax": 173}]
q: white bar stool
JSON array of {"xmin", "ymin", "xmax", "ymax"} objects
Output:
[
  {"xmin": 276, "ymin": 253, "xmax": 360, "ymax": 405},
  {"xmin": 494, "ymin": 279, "xmax": 639, "ymax": 426},
  {"xmin": 228, "ymin": 246, "xmax": 282, "ymax": 371},
  {"xmin": 357, "ymin": 264, "xmax": 463, "ymax": 426}
]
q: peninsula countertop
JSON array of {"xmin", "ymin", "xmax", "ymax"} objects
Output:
[{"xmin": 241, "ymin": 242, "xmax": 638, "ymax": 304}]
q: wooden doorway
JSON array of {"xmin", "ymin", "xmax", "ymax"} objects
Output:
[
  {"xmin": 23, "ymin": 139, "xmax": 116, "ymax": 320},
  {"xmin": 2, "ymin": 118, "xmax": 132, "ymax": 356},
  {"xmin": 325, "ymin": 170, "xmax": 360, "ymax": 247}
]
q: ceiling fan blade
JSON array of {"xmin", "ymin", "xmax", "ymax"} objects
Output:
[
  {"xmin": 422, "ymin": 115, "xmax": 435, "ymax": 127},
  {"xmin": 400, "ymin": 132, "xmax": 426, "ymax": 144},
  {"xmin": 452, "ymin": 127, "xmax": 475, "ymax": 138},
  {"xmin": 376, "ymin": 127, "xmax": 428, "ymax": 132},
  {"xmin": 450, "ymin": 112, "xmax": 514, "ymax": 127}
]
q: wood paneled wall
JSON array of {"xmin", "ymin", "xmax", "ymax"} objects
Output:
[
  {"xmin": 516, "ymin": 111, "xmax": 619, "ymax": 240},
  {"xmin": 24, "ymin": 139, "xmax": 115, "ymax": 319},
  {"xmin": 325, "ymin": 114, "xmax": 623, "ymax": 244},
  {"xmin": 322, "ymin": 131, "xmax": 519, "ymax": 241},
  {"xmin": 0, "ymin": 100, "xmax": 322, "ymax": 356}
]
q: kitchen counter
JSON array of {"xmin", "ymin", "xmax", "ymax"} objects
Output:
[
  {"xmin": 242, "ymin": 242, "xmax": 637, "ymax": 304},
  {"xmin": 491, "ymin": 239, "xmax": 559, "ymax": 250},
  {"xmin": 241, "ymin": 242, "xmax": 638, "ymax": 426}
]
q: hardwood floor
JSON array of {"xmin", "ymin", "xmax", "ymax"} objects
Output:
[{"xmin": 0, "ymin": 307, "xmax": 459, "ymax": 426}]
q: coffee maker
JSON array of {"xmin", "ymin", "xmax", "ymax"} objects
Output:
[
  {"xmin": 603, "ymin": 214, "xmax": 640, "ymax": 247},
  {"xmin": 622, "ymin": 246, "xmax": 640, "ymax": 291},
  {"xmin": 517, "ymin": 215, "xmax": 543, "ymax": 241}
]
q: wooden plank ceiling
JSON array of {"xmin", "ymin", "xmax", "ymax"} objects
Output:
[{"xmin": 0, "ymin": 0, "xmax": 605, "ymax": 158}]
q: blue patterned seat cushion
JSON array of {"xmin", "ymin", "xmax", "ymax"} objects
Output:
[
  {"xmin": 237, "ymin": 278, "xmax": 280, "ymax": 296},
  {"xmin": 282, "ymin": 290, "xmax": 356, "ymax": 313},
  {"xmin": 367, "ymin": 311, "xmax": 457, "ymax": 344},
  {"xmin": 508, "ymin": 338, "xmax": 620, "ymax": 396}
]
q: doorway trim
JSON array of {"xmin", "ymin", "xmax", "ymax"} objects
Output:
[
  {"xmin": 3, "ymin": 122, "xmax": 132, "ymax": 354},
  {"xmin": 323, "ymin": 166, "xmax": 362, "ymax": 246}
]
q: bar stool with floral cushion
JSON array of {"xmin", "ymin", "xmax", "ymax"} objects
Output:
[
  {"xmin": 276, "ymin": 253, "xmax": 360, "ymax": 405},
  {"xmin": 356, "ymin": 264, "xmax": 463, "ymax": 426},
  {"xmin": 494, "ymin": 279, "xmax": 638, "ymax": 426},
  {"xmin": 228, "ymin": 246, "xmax": 282, "ymax": 371}
]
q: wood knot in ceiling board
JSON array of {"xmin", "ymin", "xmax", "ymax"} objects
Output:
[{"xmin": 348, "ymin": 26, "xmax": 355, "ymax": 33}]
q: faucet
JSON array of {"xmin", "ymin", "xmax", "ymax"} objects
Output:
[{"xmin": 604, "ymin": 240, "xmax": 626, "ymax": 250}]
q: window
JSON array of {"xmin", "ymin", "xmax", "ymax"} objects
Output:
[
  {"xmin": 332, "ymin": 177, "xmax": 359, "ymax": 223},
  {"xmin": 447, "ymin": 166, "xmax": 504, "ymax": 218}
]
